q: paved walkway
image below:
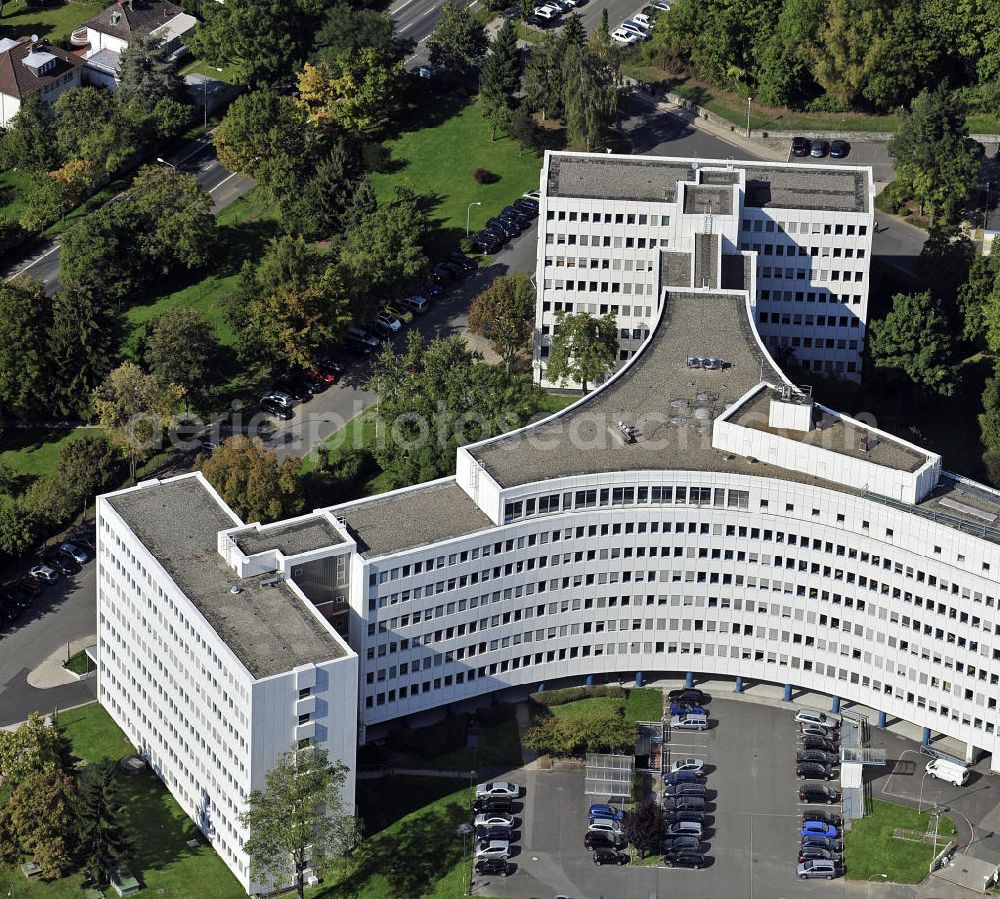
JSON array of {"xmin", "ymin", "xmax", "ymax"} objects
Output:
[{"xmin": 26, "ymin": 635, "xmax": 96, "ymax": 689}]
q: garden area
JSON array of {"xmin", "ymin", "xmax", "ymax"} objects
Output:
[
  {"xmin": 0, "ymin": 0, "xmax": 103, "ymax": 44},
  {"xmin": 844, "ymin": 799, "xmax": 957, "ymax": 883}
]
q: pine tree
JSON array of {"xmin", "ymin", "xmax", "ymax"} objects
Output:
[
  {"xmin": 76, "ymin": 758, "xmax": 135, "ymax": 886},
  {"xmin": 116, "ymin": 31, "xmax": 183, "ymax": 111},
  {"xmin": 559, "ymin": 12, "xmax": 587, "ymax": 52},
  {"xmin": 525, "ymin": 32, "xmax": 562, "ymax": 121},
  {"xmin": 480, "ymin": 19, "xmax": 523, "ymax": 138}
]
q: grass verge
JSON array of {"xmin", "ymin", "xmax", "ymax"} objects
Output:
[
  {"xmin": 371, "ymin": 100, "xmax": 543, "ymax": 259},
  {"xmin": 0, "ymin": 167, "xmax": 36, "ymax": 223},
  {"xmin": 0, "ymin": 0, "xmax": 104, "ymax": 43},
  {"xmin": 844, "ymin": 799, "xmax": 956, "ymax": 882},
  {"xmin": 178, "ymin": 57, "xmax": 242, "ymax": 85},
  {"xmin": 62, "ymin": 648, "xmax": 95, "ymax": 676},
  {"xmin": 549, "ymin": 688, "xmax": 662, "ymax": 724},
  {"xmin": 0, "ymin": 703, "xmax": 245, "ymax": 899},
  {"xmin": 0, "ymin": 427, "xmax": 103, "ymax": 480}
]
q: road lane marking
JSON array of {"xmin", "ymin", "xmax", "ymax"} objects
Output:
[
  {"xmin": 208, "ymin": 171, "xmax": 240, "ymax": 194},
  {"xmin": 6, "ymin": 242, "xmax": 59, "ymax": 280}
]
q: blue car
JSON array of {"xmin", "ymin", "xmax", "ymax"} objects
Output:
[
  {"xmin": 801, "ymin": 821, "xmax": 839, "ymax": 839},
  {"xmin": 588, "ymin": 803, "xmax": 623, "ymax": 821},
  {"xmin": 663, "ymin": 770, "xmax": 701, "ymax": 786},
  {"xmin": 669, "ymin": 702, "xmax": 706, "ymax": 716}
]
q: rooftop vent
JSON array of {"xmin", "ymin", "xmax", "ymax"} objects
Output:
[{"xmin": 230, "ymin": 586, "xmax": 242, "ymax": 595}]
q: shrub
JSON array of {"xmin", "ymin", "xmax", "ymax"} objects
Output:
[
  {"xmin": 529, "ymin": 684, "xmax": 627, "ymax": 707},
  {"xmin": 474, "ymin": 168, "xmax": 497, "ymax": 184}
]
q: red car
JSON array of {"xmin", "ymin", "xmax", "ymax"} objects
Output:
[
  {"xmin": 316, "ymin": 358, "xmax": 345, "ymax": 380},
  {"xmin": 16, "ymin": 576, "xmax": 43, "ymax": 596},
  {"xmin": 304, "ymin": 368, "xmax": 336, "ymax": 389}
]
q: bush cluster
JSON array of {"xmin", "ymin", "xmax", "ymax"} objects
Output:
[{"xmin": 528, "ymin": 684, "xmax": 627, "ymax": 707}]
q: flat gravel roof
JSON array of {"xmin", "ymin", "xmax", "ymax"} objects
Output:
[
  {"xmin": 233, "ymin": 517, "xmax": 344, "ymax": 558},
  {"xmin": 107, "ymin": 477, "xmax": 345, "ymax": 679}
]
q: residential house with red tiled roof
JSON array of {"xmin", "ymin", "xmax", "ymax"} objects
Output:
[{"xmin": 0, "ymin": 36, "xmax": 83, "ymax": 127}]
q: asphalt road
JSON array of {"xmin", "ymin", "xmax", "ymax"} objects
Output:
[{"xmin": 4, "ymin": 138, "xmax": 254, "ymax": 295}]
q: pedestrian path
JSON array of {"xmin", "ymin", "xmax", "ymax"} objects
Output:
[{"xmin": 26, "ymin": 635, "xmax": 96, "ymax": 689}]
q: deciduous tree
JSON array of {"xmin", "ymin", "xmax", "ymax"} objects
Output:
[
  {"xmin": 8, "ymin": 769, "xmax": 79, "ymax": 878},
  {"xmin": 868, "ymin": 290, "xmax": 957, "ymax": 395},
  {"xmin": 58, "ymin": 434, "xmax": 123, "ymax": 516},
  {"xmin": 297, "ymin": 49, "xmax": 405, "ymax": 133},
  {"xmin": 76, "ymin": 758, "xmax": 135, "ymax": 887},
  {"xmin": 0, "ymin": 712, "xmax": 74, "ymax": 790},
  {"xmin": 622, "ymin": 799, "xmax": 668, "ymax": 858},
  {"xmin": 313, "ymin": 2, "xmax": 412, "ymax": 65},
  {"xmin": 468, "ymin": 273, "xmax": 535, "ymax": 371},
  {"xmin": 54, "ymin": 86, "xmax": 138, "ymax": 175},
  {"xmin": 145, "ymin": 309, "xmax": 219, "ymax": 401},
  {"xmin": 808, "ymin": 0, "xmax": 887, "ymax": 108},
  {"xmin": 116, "ymin": 30, "xmax": 184, "ymax": 111},
  {"xmin": 545, "ymin": 310, "xmax": 618, "ymax": 393},
  {"xmin": 427, "ymin": 1, "xmax": 488, "ymax": 71},
  {"xmin": 240, "ymin": 743, "xmax": 360, "ymax": 899},
  {"xmin": 0, "ymin": 93, "xmax": 59, "ymax": 172},
  {"xmin": 91, "ymin": 362, "xmax": 184, "ymax": 481},
  {"xmin": 200, "ymin": 436, "xmax": 304, "ymax": 524}
]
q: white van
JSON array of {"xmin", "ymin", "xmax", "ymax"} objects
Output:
[
  {"xmin": 925, "ymin": 758, "xmax": 969, "ymax": 786},
  {"xmin": 670, "ymin": 713, "xmax": 708, "ymax": 731}
]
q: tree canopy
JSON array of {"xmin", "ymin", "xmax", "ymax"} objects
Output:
[
  {"xmin": 200, "ymin": 436, "xmax": 304, "ymax": 524},
  {"xmin": 427, "ymin": 1, "xmax": 488, "ymax": 71},
  {"xmin": 545, "ymin": 310, "xmax": 618, "ymax": 393},
  {"xmin": 467, "ymin": 273, "xmax": 535, "ymax": 372},
  {"xmin": 0, "ymin": 276, "xmax": 49, "ymax": 420}
]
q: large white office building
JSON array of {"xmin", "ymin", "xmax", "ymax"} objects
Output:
[
  {"xmin": 534, "ymin": 152, "xmax": 874, "ymax": 383},
  {"xmin": 98, "ymin": 151, "xmax": 1000, "ymax": 894}
]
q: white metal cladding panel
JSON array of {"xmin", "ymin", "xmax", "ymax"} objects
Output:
[{"xmin": 356, "ymin": 472, "xmax": 1000, "ymax": 769}]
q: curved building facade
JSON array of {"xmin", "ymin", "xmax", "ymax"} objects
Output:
[{"xmin": 97, "ymin": 151, "xmax": 1000, "ymax": 893}]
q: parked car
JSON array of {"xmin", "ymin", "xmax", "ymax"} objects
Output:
[
  {"xmin": 59, "ymin": 542, "xmax": 91, "ymax": 564},
  {"xmin": 4, "ymin": 587, "xmax": 31, "ymax": 609},
  {"xmin": 619, "ymin": 19, "xmax": 650, "ymax": 37},
  {"xmin": 592, "ymin": 847, "xmax": 628, "ymax": 866},
  {"xmin": 670, "ymin": 713, "xmax": 708, "ymax": 731},
  {"xmin": 669, "ymin": 702, "xmax": 706, "ymax": 716},
  {"xmin": 796, "ymin": 763, "xmax": 835, "ymax": 781},
  {"xmin": 797, "ymin": 750, "xmax": 838, "ymax": 767},
  {"xmin": 798, "ymin": 846, "xmax": 837, "ymax": 864},
  {"xmin": 801, "ymin": 821, "xmax": 839, "ymax": 839},
  {"xmin": 0, "ymin": 601, "xmax": 20, "ymax": 623},
  {"xmin": 482, "ymin": 221, "xmax": 511, "ymax": 241},
  {"xmin": 471, "ymin": 232, "xmax": 501, "ymax": 253},
  {"xmin": 532, "ymin": 6, "xmax": 560, "ymax": 23},
  {"xmin": 666, "ymin": 782, "xmax": 706, "ymax": 798},
  {"xmin": 513, "ymin": 198, "xmax": 539, "ymax": 216},
  {"xmin": 799, "ymin": 724, "xmax": 837, "ymax": 741},
  {"xmin": 670, "ymin": 757, "xmax": 705, "ymax": 775},
  {"xmin": 802, "ymin": 810, "xmax": 843, "ymax": 828},
  {"xmin": 475, "ymin": 812, "xmax": 515, "ymax": 829},
  {"xmin": 810, "ymin": 139, "xmax": 830, "ymax": 158},
  {"xmin": 316, "ymin": 358, "xmax": 346, "ymax": 379},
  {"xmin": 488, "ymin": 217, "xmax": 521, "ymax": 238},
  {"xmin": 797, "ymin": 859, "xmax": 839, "ymax": 880},
  {"xmin": 476, "ymin": 781, "xmax": 520, "ymax": 799},
  {"xmin": 651, "ymin": 0, "xmax": 671, "ymax": 9},
  {"xmin": 662, "ymin": 835, "xmax": 702, "ymax": 854},
  {"xmin": 276, "ymin": 379, "xmax": 313, "ymax": 400},
  {"xmin": 665, "ymin": 810, "xmax": 705, "ymax": 825},
  {"xmin": 477, "ymin": 825, "xmax": 513, "ymax": 841},
  {"xmin": 501, "ymin": 206, "xmax": 531, "ymax": 225},
  {"xmin": 400, "ymin": 295, "xmax": 429, "ymax": 314},
  {"xmin": 661, "ymin": 851, "xmax": 705, "ymax": 869},
  {"xmin": 474, "ymin": 858, "xmax": 511, "ymax": 877},
  {"xmin": 791, "ymin": 136, "xmax": 810, "ymax": 157},
  {"xmin": 664, "ymin": 821, "xmax": 702, "ymax": 838},
  {"xmin": 795, "ymin": 710, "xmax": 840, "ymax": 729},
  {"xmin": 44, "ymin": 550, "xmax": 80, "ymax": 576},
  {"xmin": 261, "ymin": 390, "xmax": 295, "ymax": 409},
  {"xmin": 588, "ymin": 803, "xmax": 623, "ymax": 821},
  {"xmin": 588, "ymin": 817, "xmax": 624, "ymax": 834},
  {"xmin": 611, "ymin": 28, "xmax": 641, "ymax": 44},
  {"xmin": 830, "ymin": 140, "xmax": 850, "ymax": 158},
  {"xmin": 304, "ymin": 366, "xmax": 337, "ymax": 387},
  {"xmin": 663, "ymin": 796, "xmax": 706, "ymax": 813},
  {"xmin": 28, "ymin": 564, "xmax": 59, "ymax": 583},
  {"xmin": 15, "ymin": 576, "xmax": 42, "ymax": 597},
  {"xmin": 801, "ymin": 835, "xmax": 842, "ymax": 853},
  {"xmin": 664, "ymin": 770, "xmax": 702, "ymax": 786},
  {"xmin": 668, "ymin": 688, "xmax": 711, "ymax": 704},
  {"xmin": 584, "ymin": 831, "xmax": 626, "ymax": 850},
  {"xmin": 261, "ymin": 398, "xmax": 293, "ymax": 420},
  {"xmin": 474, "ymin": 839, "xmax": 510, "ymax": 860},
  {"xmin": 448, "ymin": 251, "xmax": 477, "ymax": 271},
  {"xmin": 801, "ymin": 736, "xmax": 839, "ymax": 754},
  {"xmin": 345, "ymin": 326, "xmax": 381, "ymax": 355},
  {"xmin": 473, "ymin": 796, "xmax": 514, "ymax": 814},
  {"xmin": 632, "ymin": 12, "xmax": 654, "ymax": 28},
  {"xmin": 299, "ymin": 370, "xmax": 329, "ymax": 393},
  {"xmin": 522, "ymin": 189, "xmax": 541, "ymax": 199},
  {"xmin": 799, "ymin": 784, "xmax": 839, "ymax": 804}
]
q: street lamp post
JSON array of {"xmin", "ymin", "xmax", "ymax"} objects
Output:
[
  {"xmin": 156, "ymin": 157, "xmax": 177, "ymax": 170},
  {"xmin": 746, "ymin": 96, "xmax": 753, "ymax": 139},
  {"xmin": 867, "ymin": 873, "xmax": 887, "ymax": 898},
  {"xmin": 456, "ymin": 822, "xmax": 474, "ymax": 896},
  {"xmin": 918, "ymin": 769, "xmax": 930, "ymax": 812},
  {"xmin": 467, "ymin": 201, "xmax": 482, "ymax": 238}
]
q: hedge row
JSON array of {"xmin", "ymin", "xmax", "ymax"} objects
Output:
[{"xmin": 528, "ymin": 684, "xmax": 628, "ymax": 707}]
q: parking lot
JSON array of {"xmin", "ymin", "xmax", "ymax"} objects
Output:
[{"xmin": 474, "ymin": 697, "xmax": 866, "ymax": 899}]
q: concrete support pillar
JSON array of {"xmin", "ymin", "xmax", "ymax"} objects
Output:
[
  {"xmin": 585, "ymin": 675, "xmax": 594, "ymax": 687},
  {"xmin": 538, "ymin": 682, "xmax": 545, "ymax": 693},
  {"xmin": 831, "ymin": 696, "xmax": 841, "ymax": 714},
  {"xmin": 685, "ymin": 671, "xmax": 694, "ymax": 688},
  {"xmin": 783, "ymin": 683, "xmax": 793, "ymax": 702},
  {"xmin": 922, "ymin": 727, "xmax": 931, "ymax": 746},
  {"xmin": 635, "ymin": 672, "xmax": 644, "ymax": 687},
  {"xmin": 966, "ymin": 742, "xmax": 977, "ymax": 765},
  {"xmin": 877, "ymin": 710, "xmax": 887, "ymax": 728},
  {"xmin": 734, "ymin": 676, "xmax": 744, "ymax": 693}
]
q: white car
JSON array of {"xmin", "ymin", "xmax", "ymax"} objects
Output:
[
  {"xmin": 522, "ymin": 189, "xmax": 541, "ymax": 200},
  {"xmin": 475, "ymin": 839, "xmax": 511, "ymax": 859},
  {"xmin": 652, "ymin": 0, "xmax": 670, "ymax": 9},
  {"xmin": 59, "ymin": 542, "xmax": 90, "ymax": 564},
  {"xmin": 261, "ymin": 390, "xmax": 295, "ymax": 409},
  {"xmin": 376, "ymin": 311, "xmax": 403, "ymax": 332},
  {"xmin": 587, "ymin": 817, "xmax": 624, "ymax": 834},
  {"xmin": 795, "ymin": 710, "xmax": 840, "ymax": 729},
  {"xmin": 620, "ymin": 19, "xmax": 650, "ymax": 37},
  {"xmin": 533, "ymin": 5, "xmax": 559, "ymax": 18},
  {"xmin": 475, "ymin": 812, "xmax": 515, "ymax": 829},
  {"xmin": 632, "ymin": 12, "xmax": 653, "ymax": 28},
  {"xmin": 475, "ymin": 781, "xmax": 521, "ymax": 799},
  {"xmin": 670, "ymin": 757, "xmax": 705, "ymax": 775},
  {"xmin": 611, "ymin": 28, "xmax": 640, "ymax": 44},
  {"xmin": 29, "ymin": 564, "xmax": 59, "ymax": 583}
]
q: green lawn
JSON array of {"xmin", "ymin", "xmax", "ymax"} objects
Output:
[
  {"xmin": 1, "ymin": 703, "xmax": 245, "ymax": 899},
  {"xmin": 549, "ymin": 688, "xmax": 662, "ymax": 724},
  {"xmin": 0, "ymin": 167, "xmax": 35, "ymax": 223},
  {"xmin": 844, "ymin": 799, "xmax": 957, "ymax": 883},
  {"xmin": 125, "ymin": 193, "xmax": 281, "ymax": 348},
  {"xmin": 370, "ymin": 101, "xmax": 543, "ymax": 259},
  {"xmin": 178, "ymin": 57, "xmax": 242, "ymax": 85},
  {"xmin": 0, "ymin": 427, "xmax": 103, "ymax": 480},
  {"xmin": 62, "ymin": 649, "xmax": 94, "ymax": 677},
  {"xmin": 0, "ymin": 0, "xmax": 104, "ymax": 43}
]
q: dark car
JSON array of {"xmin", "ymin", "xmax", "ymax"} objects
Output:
[
  {"xmin": 664, "ymin": 770, "xmax": 703, "ymax": 786},
  {"xmin": 662, "ymin": 835, "xmax": 702, "ymax": 854},
  {"xmin": 487, "ymin": 217, "xmax": 521, "ymax": 238},
  {"xmin": 668, "ymin": 688, "xmax": 711, "ymax": 705},
  {"xmin": 798, "ymin": 846, "xmax": 837, "ymax": 864},
  {"xmin": 477, "ymin": 825, "xmax": 512, "ymax": 841},
  {"xmin": 791, "ymin": 136, "xmax": 810, "ymax": 157},
  {"xmin": 513, "ymin": 197, "xmax": 539, "ymax": 214},
  {"xmin": 439, "ymin": 260, "xmax": 467, "ymax": 278},
  {"xmin": 584, "ymin": 831, "xmax": 626, "ymax": 850},
  {"xmin": 830, "ymin": 140, "xmax": 850, "ymax": 158},
  {"xmin": 802, "ymin": 810, "xmax": 843, "ymax": 828},
  {"xmin": 16, "ymin": 576, "xmax": 43, "ymax": 597},
  {"xmin": 669, "ymin": 702, "xmax": 707, "ymax": 716},
  {"xmin": 420, "ymin": 281, "xmax": 444, "ymax": 298},
  {"xmin": 44, "ymin": 550, "xmax": 80, "ymax": 576},
  {"xmin": 666, "ymin": 782, "xmax": 706, "ymax": 798},
  {"xmin": 663, "ymin": 796, "xmax": 706, "ymax": 813},
  {"xmin": 475, "ymin": 858, "xmax": 512, "ymax": 877},
  {"xmin": 471, "ymin": 232, "xmax": 501, "ymax": 253},
  {"xmin": 798, "ymin": 750, "xmax": 838, "ymax": 767},
  {"xmin": 801, "ymin": 736, "xmax": 839, "ymax": 754},
  {"xmin": 801, "ymin": 835, "xmax": 842, "ymax": 853},
  {"xmin": 4, "ymin": 587, "xmax": 32, "ymax": 609},
  {"xmin": 474, "ymin": 797, "xmax": 514, "ymax": 814},
  {"xmin": 431, "ymin": 263, "xmax": 456, "ymax": 283},
  {"xmin": 592, "ymin": 847, "xmax": 628, "ymax": 866},
  {"xmin": 261, "ymin": 398, "xmax": 294, "ymax": 420},
  {"xmin": 317, "ymin": 358, "xmax": 346, "ymax": 379},
  {"xmin": 448, "ymin": 251, "xmax": 477, "ymax": 271},
  {"xmin": 501, "ymin": 206, "xmax": 532, "ymax": 225},
  {"xmin": 665, "ymin": 810, "xmax": 705, "ymax": 825},
  {"xmin": 482, "ymin": 221, "xmax": 512, "ymax": 240},
  {"xmin": 799, "ymin": 784, "xmax": 838, "ymax": 804},
  {"xmin": 810, "ymin": 139, "xmax": 830, "ymax": 158},
  {"xmin": 0, "ymin": 602, "xmax": 20, "ymax": 623},
  {"xmin": 797, "ymin": 763, "xmax": 835, "ymax": 780},
  {"xmin": 662, "ymin": 851, "xmax": 705, "ymax": 869},
  {"xmin": 275, "ymin": 380, "xmax": 311, "ymax": 402}
]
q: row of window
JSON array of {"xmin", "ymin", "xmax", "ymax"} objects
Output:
[
  {"xmin": 759, "ymin": 289, "xmax": 864, "ymax": 305},
  {"xmin": 743, "ymin": 219, "xmax": 868, "ymax": 238},
  {"xmin": 547, "ymin": 210, "xmax": 671, "ymax": 225}
]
